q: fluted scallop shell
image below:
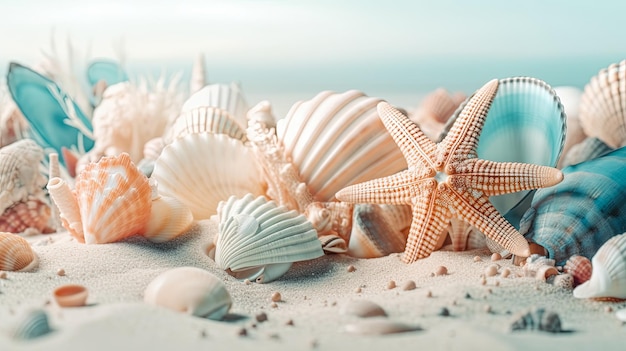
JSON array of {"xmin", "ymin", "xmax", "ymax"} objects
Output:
[
  {"xmin": 10, "ymin": 309, "xmax": 51, "ymax": 340},
  {"xmin": 181, "ymin": 83, "xmax": 248, "ymax": 128},
  {"xmin": 143, "ymin": 182, "xmax": 194, "ymax": 243},
  {"xmin": 0, "ymin": 139, "xmax": 47, "ymax": 215},
  {"xmin": 144, "ymin": 267, "xmax": 232, "ymax": 320},
  {"xmin": 210, "ymin": 194, "xmax": 324, "ymax": 283},
  {"xmin": 75, "ymin": 153, "xmax": 152, "ymax": 244},
  {"xmin": 0, "ymin": 198, "xmax": 51, "ymax": 234},
  {"xmin": 520, "ymin": 147, "xmax": 626, "ymax": 265},
  {"xmin": 559, "ymin": 137, "xmax": 614, "ymax": 168},
  {"xmin": 0, "ymin": 232, "xmax": 38, "ymax": 271},
  {"xmin": 573, "ymin": 233, "xmax": 626, "ymax": 299},
  {"xmin": 444, "ymin": 218, "xmax": 486, "ymax": 252},
  {"xmin": 166, "ymin": 106, "xmax": 247, "ymax": 143},
  {"xmin": 152, "ymin": 133, "xmax": 264, "ymax": 220},
  {"xmin": 276, "ymin": 90, "xmax": 407, "ymax": 202},
  {"xmin": 564, "ymin": 255, "xmax": 592, "ymax": 287},
  {"xmin": 579, "ymin": 60, "xmax": 626, "ymax": 148},
  {"xmin": 409, "ymin": 88, "xmax": 465, "ymax": 141},
  {"xmin": 553, "ymin": 86, "xmax": 585, "ymax": 168}
]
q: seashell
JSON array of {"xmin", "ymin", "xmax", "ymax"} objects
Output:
[
  {"xmin": 0, "ymin": 232, "xmax": 38, "ymax": 271},
  {"xmin": 166, "ymin": 106, "xmax": 247, "ymax": 143},
  {"xmin": 210, "ymin": 194, "xmax": 324, "ymax": 283},
  {"xmin": 143, "ymin": 180, "xmax": 194, "ymax": 243},
  {"xmin": 190, "ymin": 53, "xmax": 206, "ymax": 95},
  {"xmin": 53, "ymin": 284, "xmax": 88, "ymax": 307},
  {"xmin": 144, "ymin": 266, "xmax": 232, "ymax": 320},
  {"xmin": 10, "ymin": 309, "xmax": 52, "ymax": 340},
  {"xmin": 563, "ymin": 255, "xmax": 592, "ymax": 287},
  {"xmin": 553, "ymin": 86, "xmax": 585, "ymax": 168},
  {"xmin": 573, "ymin": 233, "xmax": 626, "ymax": 300},
  {"xmin": 305, "ymin": 201, "xmax": 353, "ymax": 249},
  {"xmin": 74, "ymin": 153, "xmax": 152, "ymax": 244},
  {"xmin": 47, "ymin": 153, "xmax": 62, "ymax": 231},
  {"xmin": 0, "ymin": 92, "xmax": 29, "ymax": 148},
  {"xmin": 409, "ymin": 88, "xmax": 465, "ymax": 141},
  {"xmin": 344, "ymin": 319, "xmax": 422, "ymax": 335},
  {"xmin": 347, "ymin": 204, "xmax": 411, "ymax": 258},
  {"xmin": 445, "ymin": 218, "xmax": 486, "ymax": 252},
  {"xmin": 579, "ymin": 59, "xmax": 626, "ymax": 148},
  {"xmin": 247, "ymin": 100, "xmax": 276, "ymax": 129},
  {"xmin": 136, "ymin": 137, "xmax": 166, "ymax": 177},
  {"xmin": 339, "ymin": 300, "xmax": 387, "ymax": 318},
  {"xmin": 535, "ymin": 265, "xmax": 559, "ymax": 281},
  {"xmin": 510, "ymin": 308, "xmax": 562, "ymax": 333},
  {"xmin": 0, "ymin": 197, "xmax": 52, "ymax": 234},
  {"xmin": 47, "ymin": 177, "xmax": 84, "ymax": 242},
  {"xmin": 276, "ymin": 90, "xmax": 407, "ymax": 202},
  {"xmin": 181, "ymin": 83, "xmax": 248, "ymax": 128},
  {"xmin": 521, "ymin": 147, "xmax": 626, "ymax": 265},
  {"xmin": 152, "ymin": 133, "xmax": 264, "ymax": 219},
  {"xmin": 559, "ymin": 137, "xmax": 614, "ymax": 168},
  {"xmin": 0, "ymin": 139, "xmax": 47, "ymax": 215},
  {"xmin": 552, "ymin": 273, "xmax": 574, "ymax": 290}
]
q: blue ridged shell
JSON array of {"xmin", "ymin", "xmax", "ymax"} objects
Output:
[{"xmin": 520, "ymin": 146, "xmax": 626, "ymax": 265}]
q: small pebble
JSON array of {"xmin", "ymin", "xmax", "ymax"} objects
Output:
[
  {"xmin": 0, "ymin": 271, "xmax": 6, "ymax": 279},
  {"xmin": 451, "ymin": 299, "xmax": 457, "ymax": 306},
  {"xmin": 340, "ymin": 300, "xmax": 387, "ymax": 318},
  {"xmin": 426, "ymin": 290, "xmax": 433, "ymax": 298},
  {"xmin": 438, "ymin": 307, "xmax": 450, "ymax": 317},
  {"xmin": 501, "ymin": 268, "xmax": 511, "ymax": 278},
  {"xmin": 243, "ymin": 279, "xmax": 251, "ymax": 285},
  {"xmin": 491, "ymin": 253, "xmax": 502, "ymax": 261},
  {"xmin": 605, "ymin": 306, "xmax": 614, "ymax": 313},
  {"xmin": 473, "ymin": 256, "xmax": 482, "ymax": 262},
  {"xmin": 200, "ymin": 329, "xmax": 208, "ymax": 338},
  {"xmin": 355, "ymin": 287, "xmax": 362, "ymax": 293},
  {"xmin": 485, "ymin": 265, "xmax": 498, "ymax": 277},
  {"xmin": 386, "ymin": 280, "xmax": 396, "ymax": 290},
  {"xmin": 479, "ymin": 276, "xmax": 487, "ymax": 285},
  {"xmin": 236, "ymin": 328, "xmax": 248, "ymax": 337},
  {"xmin": 270, "ymin": 302, "xmax": 278, "ymax": 308},
  {"xmin": 347, "ymin": 265, "xmax": 356, "ymax": 273},
  {"xmin": 464, "ymin": 292, "xmax": 472, "ymax": 299},
  {"xmin": 271, "ymin": 292, "xmax": 282, "ymax": 302},
  {"xmin": 255, "ymin": 312, "xmax": 268, "ymax": 323},
  {"xmin": 285, "ymin": 319, "xmax": 294, "ymax": 326},
  {"xmin": 56, "ymin": 269, "xmax": 65, "ymax": 277},
  {"xmin": 435, "ymin": 266, "xmax": 448, "ymax": 276},
  {"xmin": 484, "ymin": 305, "xmax": 492, "ymax": 314},
  {"xmin": 402, "ymin": 280, "xmax": 416, "ymax": 291}
]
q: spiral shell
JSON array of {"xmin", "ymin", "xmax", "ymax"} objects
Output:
[
  {"xmin": 573, "ymin": 233, "xmax": 626, "ymax": 300},
  {"xmin": 0, "ymin": 232, "xmax": 38, "ymax": 271},
  {"xmin": 0, "ymin": 139, "xmax": 47, "ymax": 215}
]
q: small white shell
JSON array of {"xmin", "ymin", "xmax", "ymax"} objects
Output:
[
  {"xmin": 10, "ymin": 309, "xmax": 52, "ymax": 340},
  {"xmin": 181, "ymin": 83, "xmax": 248, "ymax": 128},
  {"xmin": 574, "ymin": 233, "xmax": 626, "ymax": 299},
  {"xmin": 166, "ymin": 106, "xmax": 247, "ymax": 143},
  {"xmin": 144, "ymin": 267, "xmax": 232, "ymax": 320},
  {"xmin": 211, "ymin": 194, "xmax": 324, "ymax": 283},
  {"xmin": 152, "ymin": 133, "xmax": 264, "ymax": 219}
]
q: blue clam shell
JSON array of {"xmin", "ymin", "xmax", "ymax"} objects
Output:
[
  {"xmin": 520, "ymin": 146, "xmax": 626, "ymax": 265},
  {"xmin": 6, "ymin": 62, "xmax": 94, "ymax": 163},
  {"xmin": 86, "ymin": 59, "xmax": 128, "ymax": 88}
]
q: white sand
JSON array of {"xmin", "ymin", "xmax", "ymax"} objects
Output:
[{"xmin": 1, "ymin": 220, "xmax": 625, "ymax": 351}]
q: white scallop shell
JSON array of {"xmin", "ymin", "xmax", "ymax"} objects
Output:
[
  {"xmin": 573, "ymin": 233, "xmax": 626, "ymax": 299},
  {"xmin": 211, "ymin": 194, "xmax": 324, "ymax": 283},
  {"xmin": 152, "ymin": 133, "xmax": 264, "ymax": 219},
  {"xmin": 166, "ymin": 106, "xmax": 247, "ymax": 143},
  {"xmin": 143, "ymin": 181, "xmax": 194, "ymax": 243},
  {"xmin": 144, "ymin": 267, "xmax": 232, "ymax": 320},
  {"xmin": 276, "ymin": 90, "xmax": 407, "ymax": 201},
  {"xmin": 181, "ymin": 83, "xmax": 248, "ymax": 128}
]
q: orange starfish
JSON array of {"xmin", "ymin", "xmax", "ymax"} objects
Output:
[{"xmin": 335, "ymin": 79, "xmax": 564, "ymax": 263}]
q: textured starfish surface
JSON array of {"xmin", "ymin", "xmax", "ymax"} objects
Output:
[{"xmin": 335, "ymin": 79, "xmax": 564, "ymax": 263}]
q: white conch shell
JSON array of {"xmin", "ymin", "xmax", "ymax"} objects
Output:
[
  {"xmin": 574, "ymin": 233, "xmax": 626, "ymax": 300},
  {"xmin": 152, "ymin": 133, "xmax": 265, "ymax": 219},
  {"xmin": 144, "ymin": 267, "xmax": 232, "ymax": 320},
  {"xmin": 0, "ymin": 139, "xmax": 47, "ymax": 215},
  {"xmin": 210, "ymin": 194, "xmax": 324, "ymax": 283},
  {"xmin": 181, "ymin": 83, "xmax": 248, "ymax": 128},
  {"xmin": 166, "ymin": 106, "xmax": 247, "ymax": 143},
  {"xmin": 143, "ymin": 180, "xmax": 194, "ymax": 243},
  {"xmin": 276, "ymin": 90, "xmax": 407, "ymax": 202}
]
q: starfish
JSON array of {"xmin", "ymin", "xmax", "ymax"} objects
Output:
[{"xmin": 335, "ymin": 79, "xmax": 564, "ymax": 263}]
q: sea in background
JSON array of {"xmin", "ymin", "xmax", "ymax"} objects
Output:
[{"xmin": 0, "ymin": 55, "xmax": 621, "ymax": 118}]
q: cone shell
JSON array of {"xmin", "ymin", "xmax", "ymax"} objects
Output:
[
  {"xmin": 212, "ymin": 194, "xmax": 324, "ymax": 283},
  {"xmin": 564, "ymin": 255, "xmax": 592, "ymax": 287},
  {"xmin": 0, "ymin": 139, "xmax": 47, "ymax": 215},
  {"xmin": 0, "ymin": 232, "xmax": 38, "ymax": 271},
  {"xmin": 166, "ymin": 107, "xmax": 247, "ymax": 143},
  {"xmin": 152, "ymin": 133, "xmax": 264, "ymax": 219},
  {"xmin": 0, "ymin": 198, "xmax": 51, "ymax": 234},
  {"xmin": 181, "ymin": 83, "xmax": 248, "ymax": 128},
  {"xmin": 574, "ymin": 233, "xmax": 626, "ymax": 300},
  {"xmin": 143, "ymin": 182, "xmax": 194, "ymax": 243},
  {"xmin": 144, "ymin": 267, "xmax": 232, "ymax": 320},
  {"xmin": 579, "ymin": 60, "xmax": 626, "ymax": 148},
  {"xmin": 74, "ymin": 153, "xmax": 152, "ymax": 244},
  {"xmin": 276, "ymin": 90, "xmax": 407, "ymax": 202},
  {"xmin": 521, "ymin": 147, "xmax": 626, "ymax": 265}
]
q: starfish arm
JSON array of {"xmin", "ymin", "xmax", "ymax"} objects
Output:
[
  {"xmin": 335, "ymin": 170, "xmax": 425, "ymax": 205},
  {"xmin": 449, "ymin": 190, "xmax": 530, "ymax": 257},
  {"xmin": 377, "ymin": 102, "xmax": 437, "ymax": 169},
  {"xmin": 454, "ymin": 159, "xmax": 564, "ymax": 197},
  {"xmin": 402, "ymin": 190, "xmax": 452, "ymax": 263},
  {"xmin": 440, "ymin": 79, "xmax": 499, "ymax": 166}
]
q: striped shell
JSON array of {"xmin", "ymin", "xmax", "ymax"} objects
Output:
[
  {"xmin": 0, "ymin": 198, "xmax": 51, "ymax": 234},
  {"xmin": 553, "ymin": 86, "xmax": 585, "ymax": 168},
  {"xmin": 0, "ymin": 139, "xmax": 47, "ymax": 215},
  {"xmin": 152, "ymin": 133, "xmax": 264, "ymax": 220},
  {"xmin": 143, "ymin": 180, "xmax": 194, "ymax": 243},
  {"xmin": 181, "ymin": 83, "xmax": 248, "ymax": 128},
  {"xmin": 0, "ymin": 232, "xmax": 38, "ymax": 271},
  {"xmin": 563, "ymin": 255, "xmax": 592, "ymax": 287},
  {"xmin": 347, "ymin": 204, "xmax": 411, "ymax": 258},
  {"xmin": 521, "ymin": 147, "xmax": 626, "ymax": 265},
  {"xmin": 10, "ymin": 309, "xmax": 51, "ymax": 340},
  {"xmin": 209, "ymin": 194, "xmax": 324, "ymax": 283},
  {"xmin": 166, "ymin": 106, "xmax": 247, "ymax": 143},
  {"xmin": 409, "ymin": 88, "xmax": 465, "ymax": 141},
  {"xmin": 573, "ymin": 233, "xmax": 626, "ymax": 300},
  {"xmin": 559, "ymin": 137, "xmax": 613, "ymax": 168},
  {"xmin": 74, "ymin": 153, "xmax": 152, "ymax": 244},
  {"xmin": 579, "ymin": 59, "xmax": 626, "ymax": 148},
  {"xmin": 144, "ymin": 267, "xmax": 232, "ymax": 320}
]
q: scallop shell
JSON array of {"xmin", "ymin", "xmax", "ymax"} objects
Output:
[
  {"xmin": 143, "ymin": 180, "xmax": 194, "ymax": 243},
  {"xmin": 573, "ymin": 233, "xmax": 626, "ymax": 300},
  {"xmin": 10, "ymin": 309, "xmax": 52, "ymax": 340},
  {"xmin": 0, "ymin": 232, "xmax": 38, "ymax": 271},
  {"xmin": 276, "ymin": 90, "xmax": 407, "ymax": 202},
  {"xmin": 0, "ymin": 139, "xmax": 47, "ymax": 215},
  {"xmin": 166, "ymin": 106, "xmax": 247, "ymax": 143},
  {"xmin": 0, "ymin": 198, "xmax": 51, "ymax": 234},
  {"xmin": 409, "ymin": 88, "xmax": 465, "ymax": 141},
  {"xmin": 559, "ymin": 137, "xmax": 614, "ymax": 168},
  {"xmin": 74, "ymin": 153, "xmax": 152, "ymax": 244},
  {"xmin": 579, "ymin": 60, "xmax": 626, "ymax": 148},
  {"xmin": 520, "ymin": 147, "xmax": 626, "ymax": 265},
  {"xmin": 553, "ymin": 86, "xmax": 585, "ymax": 168},
  {"xmin": 210, "ymin": 194, "xmax": 324, "ymax": 283},
  {"xmin": 181, "ymin": 83, "xmax": 248, "ymax": 128},
  {"xmin": 144, "ymin": 267, "xmax": 232, "ymax": 320},
  {"xmin": 563, "ymin": 255, "xmax": 592, "ymax": 286},
  {"xmin": 152, "ymin": 133, "xmax": 264, "ymax": 219}
]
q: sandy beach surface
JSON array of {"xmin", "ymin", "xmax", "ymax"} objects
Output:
[{"xmin": 1, "ymin": 220, "xmax": 625, "ymax": 351}]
